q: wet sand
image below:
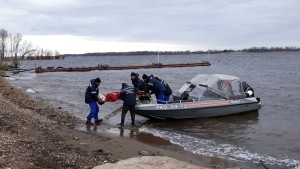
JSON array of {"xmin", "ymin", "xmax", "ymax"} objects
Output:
[{"xmin": 0, "ymin": 73, "xmax": 241, "ymax": 169}]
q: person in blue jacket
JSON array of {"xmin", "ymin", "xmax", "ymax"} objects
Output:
[
  {"xmin": 85, "ymin": 77, "xmax": 102, "ymax": 125},
  {"xmin": 131, "ymin": 72, "xmax": 150, "ymax": 101},
  {"xmin": 241, "ymin": 81, "xmax": 255, "ymax": 98},
  {"xmin": 119, "ymin": 83, "xmax": 137, "ymax": 126},
  {"xmin": 142, "ymin": 74, "xmax": 166, "ymax": 104},
  {"xmin": 130, "ymin": 72, "xmax": 146, "ymax": 91},
  {"xmin": 155, "ymin": 77, "xmax": 172, "ymax": 103}
]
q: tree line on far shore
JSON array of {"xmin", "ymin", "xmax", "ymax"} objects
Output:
[
  {"xmin": 64, "ymin": 46, "xmax": 300, "ymax": 57},
  {"xmin": 0, "ymin": 28, "xmax": 62, "ymax": 65}
]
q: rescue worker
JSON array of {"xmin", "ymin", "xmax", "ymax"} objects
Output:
[
  {"xmin": 242, "ymin": 81, "xmax": 255, "ymax": 98},
  {"xmin": 119, "ymin": 83, "xmax": 136, "ymax": 126},
  {"xmin": 155, "ymin": 77, "xmax": 172, "ymax": 103},
  {"xmin": 130, "ymin": 72, "xmax": 145, "ymax": 91},
  {"xmin": 85, "ymin": 77, "xmax": 102, "ymax": 125},
  {"xmin": 142, "ymin": 74, "xmax": 166, "ymax": 104},
  {"xmin": 131, "ymin": 72, "xmax": 150, "ymax": 101}
]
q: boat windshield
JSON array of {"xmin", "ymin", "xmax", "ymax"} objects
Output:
[{"xmin": 176, "ymin": 74, "xmax": 245, "ymax": 100}]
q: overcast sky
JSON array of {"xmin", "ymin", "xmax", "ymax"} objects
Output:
[{"xmin": 1, "ymin": 0, "xmax": 299, "ymax": 54}]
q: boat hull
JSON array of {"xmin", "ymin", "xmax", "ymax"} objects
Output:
[{"xmin": 135, "ymin": 98, "xmax": 260, "ymax": 119}]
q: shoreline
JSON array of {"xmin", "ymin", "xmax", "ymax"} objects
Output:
[{"xmin": 0, "ymin": 73, "xmax": 243, "ymax": 168}]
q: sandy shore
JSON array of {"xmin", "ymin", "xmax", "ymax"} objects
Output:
[{"xmin": 0, "ymin": 72, "xmax": 242, "ymax": 169}]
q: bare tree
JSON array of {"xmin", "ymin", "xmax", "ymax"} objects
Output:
[
  {"xmin": 9, "ymin": 33, "xmax": 14, "ymax": 57},
  {"xmin": 13, "ymin": 33, "xmax": 22, "ymax": 58},
  {"xmin": 46, "ymin": 49, "xmax": 52, "ymax": 56},
  {"xmin": 55, "ymin": 50, "xmax": 59, "ymax": 56},
  {"xmin": 33, "ymin": 46, "xmax": 40, "ymax": 59},
  {"xmin": 40, "ymin": 48, "xmax": 44, "ymax": 57},
  {"xmin": 19, "ymin": 40, "xmax": 35, "ymax": 59},
  {"xmin": 43, "ymin": 49, "xmax": 52, "ymax": 59},
  {"xmin": 0, "ymin": 28, "xmax": 8, "ymax": 64},
  {"xmin": 54, "ymin": 50, "xmax": 61, "ymax": 59}
]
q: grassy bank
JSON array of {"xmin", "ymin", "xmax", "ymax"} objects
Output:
[{"xmin": 0, "ymin": 64, "xmax": 14, "ymax": 71}]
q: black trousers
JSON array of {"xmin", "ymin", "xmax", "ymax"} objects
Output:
[{"xmin": 121, "ymin": 105, "xmax": 135, "ymax": 124}]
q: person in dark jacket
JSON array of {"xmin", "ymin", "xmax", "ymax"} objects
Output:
[
  {"xmin": 241, "ymin": 81, "xmax": 254, "ymax": 98},
  {"xmin": 85, "ymin": 78, "xmax": 102, "ymax": 125},
  {"xmin": 119, "ymin": 83, "xmax": 137, "ymax": 126},
  {"xmin": 142, "ymin": 74, "xmax": 166, "ymax": 104},
  {"xmin": 131, "ymin": 72, "xmax": 150, "ymax": 101},
  {"xmin": 155, "ymin": 77, "xmax": 172, "ymax": 103},
  {"xmin": 131, "ymin": 72, "xmax": 145, "ymax": 91}
]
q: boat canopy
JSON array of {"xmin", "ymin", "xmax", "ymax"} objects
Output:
[{"xmin": 176, "ymin": 74, "xmax": 246, "ymax": 100}]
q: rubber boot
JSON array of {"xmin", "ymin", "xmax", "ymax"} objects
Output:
[
  {"xmin": 119, "ymin": 119, "xmax": 124, "ymax": 126},
  {"xmin": 95, "ymin": 119, "xmax": 103, "ymax": 125},
  {"xmin": 85, "ymin": 119, "xmax": 94, "ymax": 125},
  {"xmin": 119, "ymin": 113, "xmax": 125, "ymax": 126},
  {"xmin": 131, "ymin": 114, "xmax": 135, "ymax": 126}
]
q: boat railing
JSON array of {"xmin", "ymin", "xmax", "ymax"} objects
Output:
[
  {"xmin": 182, "ymin": 99, "xmax": 195, "ymax": 103},
  {"xmin": 167, "ymin": 99, "xmax": 196, "ymax": 104}
]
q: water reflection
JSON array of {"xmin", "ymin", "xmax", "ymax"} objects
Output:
[
  {"xmin": 80, "ymin": 110, "xmax": 259, "ymax": 142},
  {"xmin": 146, "ymin": 110, "xmax": 259, "ymax": 128},
  {"xmin": 119, "ymin": 126, "xmax": 137, "ymax": 138},
  {"xmin": 145, "ymin": 111, "xmax": 259, "ymax": 142},
  {"xmin": 85, "ymin": 124, "xmax": 98, "ymax": 132}
]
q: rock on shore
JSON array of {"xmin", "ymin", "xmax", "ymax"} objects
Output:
[{"xmin": 93, "ymin": 156, "xmax": 206, "ymax": 169}]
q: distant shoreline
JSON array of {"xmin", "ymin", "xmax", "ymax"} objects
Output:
[{"xmin": 63, "ymin": 46, "xmax": 300, "ymax": 57}]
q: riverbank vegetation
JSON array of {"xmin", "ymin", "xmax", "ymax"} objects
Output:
[
  {"xmin": 0, "ymin": 28, "xmax": 62, "ymax": 66},
  {"xmin": 0, "ymin": 63, "xmax": 14, "ymax": 70}
]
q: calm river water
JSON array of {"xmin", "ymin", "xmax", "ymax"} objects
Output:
[{"xmin": 7, "ymin": 52, "xmax": 300, "ymax": 168}]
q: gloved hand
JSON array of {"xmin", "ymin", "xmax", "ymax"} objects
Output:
[{"xmin": 97, "ymin": 100, "xmax": 105, "ymax": 105}]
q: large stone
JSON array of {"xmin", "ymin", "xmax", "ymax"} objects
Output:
[{"xmin": 93, "ymin": 156, "xmax": 206, "ymax": 169}]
